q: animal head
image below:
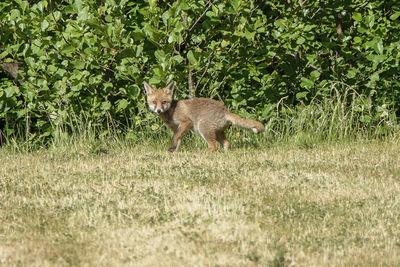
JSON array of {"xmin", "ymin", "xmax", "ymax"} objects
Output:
[{"xmin": 143, "ymin": 81, "xmax": 174, "ymax": 114}]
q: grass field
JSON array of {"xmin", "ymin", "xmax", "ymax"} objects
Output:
[{"xmin": 1, "ymin": 139, "xmax": 400, "ymax": 266}]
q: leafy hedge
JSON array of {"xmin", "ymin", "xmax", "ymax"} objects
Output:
[{"xmin": 1, "ymin": 0, "xmax": 399, "ymax": 142}]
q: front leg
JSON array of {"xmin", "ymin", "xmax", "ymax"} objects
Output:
[{"xmin": 168, "ymin": 121, "xmax": 192, "ymax": 152}]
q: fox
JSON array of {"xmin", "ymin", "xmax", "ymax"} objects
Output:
[{"xmin": 143, "ymin": 81, "xmax": 264, "ymax": 152}]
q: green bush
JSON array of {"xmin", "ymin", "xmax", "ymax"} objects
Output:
[{"xmin": 1, "ymin": 0, "xmax": 399, "ymax": 144}]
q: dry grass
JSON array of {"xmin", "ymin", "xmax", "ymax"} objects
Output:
[{"xmin": 1, "ymin": 140, "xmax": 400, "ymax": 266}]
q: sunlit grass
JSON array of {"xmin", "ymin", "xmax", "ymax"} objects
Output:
[{"xmin": 1, "ymin": 139, "xmax": 399, "ymax": 266}]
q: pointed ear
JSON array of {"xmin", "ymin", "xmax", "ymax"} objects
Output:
[
  {"xmin": 164, "ymin": 81, "xmax": 174, "ymax": 95},
  {"xmin": 143, "ymin": 82, "xmax": 153, "ymax": 95}
]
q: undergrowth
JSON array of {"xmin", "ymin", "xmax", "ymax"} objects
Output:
[{"xmin": 1, "ymin": 89, "xmax": 399, "ymax": 152}]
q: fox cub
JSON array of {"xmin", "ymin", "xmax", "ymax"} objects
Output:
[{"xmin": 144, "ymin": 81, "xmax": 264, "ymax": 152}]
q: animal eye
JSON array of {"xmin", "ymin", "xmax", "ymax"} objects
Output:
[
  {"xmin": 153, "ymin": 101, "xmax": 156, "ymax": 105},
  {"xmin": 162, "ymin": 101, "xmax": 167, "ymax": 105}
]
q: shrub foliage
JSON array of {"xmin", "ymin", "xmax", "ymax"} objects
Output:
[{"xmin": 1, "ymin": 0, "xmax": 399, "ymax": 141}]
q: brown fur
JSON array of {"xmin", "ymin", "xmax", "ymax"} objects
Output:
[{"xmin": 144, "ymin": 81, "xmax": 264, "ymax": 152}]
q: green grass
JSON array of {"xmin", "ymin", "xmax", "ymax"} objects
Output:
[{"xmin": 1, "ymin": 139, "xmax": 399, "ymax": 266}]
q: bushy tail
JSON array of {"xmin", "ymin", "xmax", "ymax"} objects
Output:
[{"xmin": 225, "ymin": 112, "xmax": 264, "ymax": 133}]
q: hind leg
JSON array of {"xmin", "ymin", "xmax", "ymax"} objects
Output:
[
  {"xmin": 216, "ymin": 131, "xmax": 230, "ymax": 150},
  {"xmin": 198, "ymin": 126, "xmax": 218, "ymax": 152}
]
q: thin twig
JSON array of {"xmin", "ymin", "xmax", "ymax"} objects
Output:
[
  {"xmin": 160, "ymin": 0, "xmax": 172, "ymax": 8},
  {"xmin": 187, "ymin": 0, "xmax": 217, "ymax": 33},
  {"xmin": 49, "ymin": 0, "xmax": 71, "ymax": 47},
  {"xmin": 188, "ymin": 66, "xmax": 194, "ymax": 98},
  {"xmin": 212, "ymin": 74, "xmax": 228, "ymax": 102},
  {"xmin": 310, "ymin": 7, "xmax": 321, "ymax": 19},
  {"xmin": 309, "ymin": 63, "xmax": 322, "ymax": 73},
  {"xmin": 194, "ymin": 51, "xmax": 216, "ymax": 91}
]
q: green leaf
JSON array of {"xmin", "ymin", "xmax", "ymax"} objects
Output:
[
  {"xmin": 117, "ymin": 99, "xmax": 129, "ymax": 111},
  {"xmin": 310, "ymin": 70, "xmax": 320, "ymax": 81},
  {"xmin": 101, "ymin": 101, "xmax": 111, "ymax": 111},
  {"xmin": 390, "ymin": 11, "xmax": 400, "ymax": 20},
  {"xmin": 41, "ymin": 19, "xmax": 49, "ymax": 31},
  {"xmin": 74, "ymin": 0, "xmax": 83, "ymax": 12},
  {"xmin": 47, "ymin": 65, "xmax": 58, "ymax": 74},
  {"xmin": 16, "ymin": 0, "xmax": 28, "ymax": 11},
  {"xmin": 136, "ymin": 45, "xmax": 143, "ymax": 57},
  {"xmin": 187, "ymin": 50, "xmax": 198, "ymax": 65},
  {"xmin": 173, "ymin": 55, "xmax": 184, "ymax": 64},
  {"xmin": 244, "ymin": 30, "xmax": 256, "ymax": 41},
  {"xmin": 178, "ymin": 1, "xmax": 191, "ymax": 10},
  {"xmin": 149, "ymin": 0, "xmax": 157, "ymax": 9},
  {"xmin": 53, "ymin": 10, "xmax": 61, "ymax": 21},
  {"xmin": 353, "ymin": 36, "xmax": 362, "ymax": 43},
  {"xmin": 151, "ymin": 124, "xmax": 159, "ymax": 130},
  {"xmin": 18, "ymin": 1, "xmax": 28, "ymax": 11},
  {"xmin": 17, "ymin": 109, "xmax": 27, "ymax": 118},
  {"xmin": 300, "ymin": 77, "xmax": 314, "ymax": 89},
  {"xmin": 77, "ymin": 7, "xmax": 90, "ymax": 21},
  {"xmin": 221, "ymin": 40, "xmax": 229, "ymax": 48},
  {"xmin": 296, "ymin": 36, "xmax": 305, "ymax": 45},
  {"xmin": 366, "ymin": 38, "xmax": 384, "ymax": 55},
  {"xmin": 347, "ymin": 69, "xmax": 357, "ymax": 78},
  {"xmin": 10, "ymin": 9, "xmax": 21, "ymax": 21},
  {"xmin": 303, "ymin": 25, "xmax": 314, "ymax": 32},
  {"xmin": 366, "ymin": 54, "xmax": 386, "ymax": 64},
  {"xmin": 376, "ymin": 40, "xmax": 383, "ymax": 54},
  {"xmin": 230, "ymin": 0, "xmax": 241, "ymax": 11},
  {"xmin": 370, "ymin": 72, "xmax": 379, "ymax": 82},
  {"xmin": 296, "ymin": 91, "xmax": 308, "ymax": 100},
  {"xmin": 366, "ymin": 14, "xmax": 375, "ymax": 28},
  {"xmin": 100, "ymin": 40, "xmax": 110, "ymax": 48},
  {"xmin": 5, "ymin": 86, "xmax": 19, "ymax": 97},
  {"xmin": 274, "ymin": 19, "xmax": 286, "ymax": 30},
  {"xmin": 168, "ymin": 34, "xmax": 175, "ymax": 43},
  {"xmin": 61, "ymin": 45, "xmax": 75, "ymax": 54},
  {"xmin": 25, "ymin": 57, "xmax": 36, "ymax": 68},
  {"xmin": 105, "ymin": 14, "xmax": 112, "ymax": 23},
  {"xmin": 154, "ymin": 67, "xmax": 164, "ymax": 78},
  {"xmin": 162, "ymin": 11, "xmax": 169, "ymax": 26},
  {"xmin": 155, "ymin": 50, "xmax": 165, "ymax": 62},
  {"xmin": 72, "ymin": 60, "xmax": 85, "ymax": 70},
  {"xmin": 0, "ymin": 50, "xmax": 8, "ymax": 58},
  {"xmin": 149, "ymin": 76, "xmax": 160, "ymax": 84},
  {"xmin": 36, "ymin": 0, "xmax": 47, "ymax": 12},
  {"xmin": 352, "ymin": 12, "xmax": 362, "ymax": 22}
]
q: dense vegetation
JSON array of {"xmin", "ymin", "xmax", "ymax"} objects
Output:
[{"xmin": 1, "ymin": 0, "xmax": 399, "ymax": 145}]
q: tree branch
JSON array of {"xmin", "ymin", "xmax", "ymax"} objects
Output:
[
  {"xmin": 309, "ymin": 64, "xmax": 323, "ymax": 73},
  {"xmin": 188, "ymin": 66, "xmax": 194, "ymax": 99},
  {"xmin": 186, "ymin": 0, "xmax": 217, "ymax": 33},
  {"xmin": 194, "ymin": 51, "xmax": 216, "ymax": 91}
]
